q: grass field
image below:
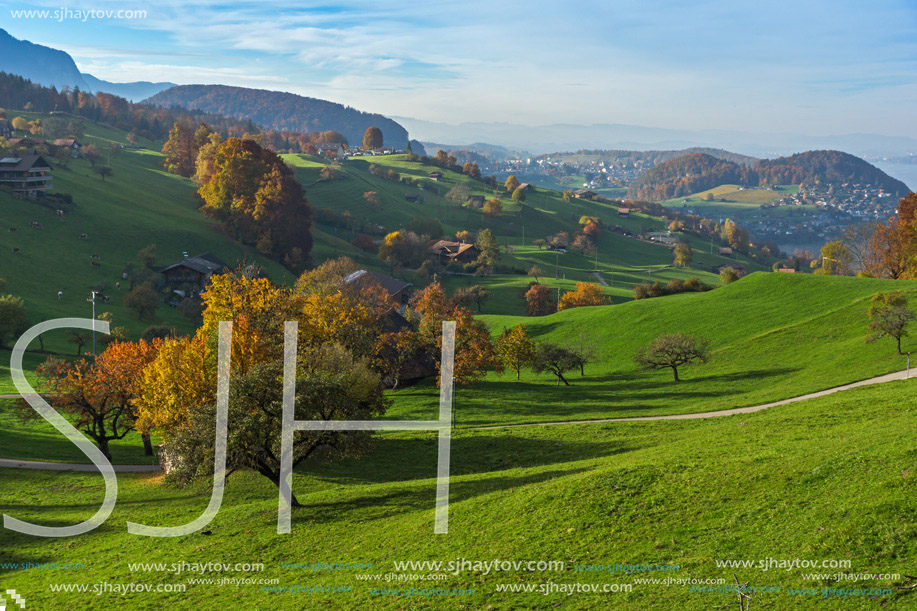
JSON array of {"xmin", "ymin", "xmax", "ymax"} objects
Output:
[
  {"xmin": 662, "ymin": 184, "xmax": 802, "ymax": 220},
  {"xmin": 0, "ymin": 375, "xmax": 913, "ymax": 609},
  {"xmin": 386, "ymin": 273, "xmax": 917, "ymax": 426}
]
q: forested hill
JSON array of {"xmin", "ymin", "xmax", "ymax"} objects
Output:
[
  {"xmin": 145, "ymin": 85, "xmax": 410, "ymax": 149},
  {"xmin": 628, "ymin": 153, "xmax": 752, "ymax": 200},
  {"xmin": 755, "ymin": 150, "xmax": 909, "ymax": 195},
  {"xmin": 629, "ymin": 149, "xmax": 909, "ymax": 201}
]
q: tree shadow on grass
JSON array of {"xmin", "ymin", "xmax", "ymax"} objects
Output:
[
  {"xmin": 443, "ymin": 366, "xmax": 801, "ymax": 425},
  {"xmin": 306, "ymin": 432, "xmax": 636, "ymax": 486},
  {"xmin": 292, "ymin": 466, "xmax": 592, "ymax": 527}
]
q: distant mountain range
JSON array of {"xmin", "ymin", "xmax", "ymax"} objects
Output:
[
  {"xmin": 145, "ymin": 85, "xmax": 410, "ymax": 149},
  {"xmin": 0, "ymin": 28, "xmax": 174, "ymax": 101},
  {"xmin": 393, "ymin": 117, "xmax": 917, "ymax": 160},
  {"xmin": 628, "ymin": 150, "xmax": 909, "ymax": 201}
]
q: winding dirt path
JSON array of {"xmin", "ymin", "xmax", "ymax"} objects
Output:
[{"xmin": 0, "ymin": 369, "xmax": 911, "ymax": 470}]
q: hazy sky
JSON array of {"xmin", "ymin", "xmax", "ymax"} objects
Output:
[{"xmin": 3, "ymin": 0, "xmax": 917, "ymax": 136}]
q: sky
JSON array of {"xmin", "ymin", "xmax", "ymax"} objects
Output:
[{"xmin": 2, "ymin": 0, "xmax": 917, "ymax": 137}]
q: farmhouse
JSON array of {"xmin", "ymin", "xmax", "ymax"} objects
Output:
[
  {"xmin": 718, "ymin": 247, "xmax": 734, "ymax": 256},
  {"xmin": 430, "ymin": 240, "xmax": 480, "ymax": 264},
  {"xmin": 315, "ymin": 142, "xmax": 344, "ymax": 159},
  {"xmin": 717, "ymin": 263, "xmax": 748, "ymax": 276},
  {"xmin": 0, "ymin": 155, "xmax": 52, "ymax": 197},
  {"xmin": 617, "ymin": 207, "xmax": 630, "ymax": 217},
  {"xmin": 429, "ymin": 171, "xmax": 443, "ymax": 181},
  {"xmin": 574, "ymin": 189, "xmax": 597, "ymax": 200},
  {"xmin": 51, "ymin": 138, "xmax": 82, "ymax": 157},
  {"xmin": 776, "ymin": 267, "xmax": 797, "ymax": 273},
  {"xmin": 0, "ymin": 119, "xmax": 10, "ymax": 139},
  {"xmin": 467, "ymin": 195, "xmax": 485, "ymax": 208},
  {"xmin": 344, "ymin": 269, "xmax": 413, "ymax": 303},
  {"xmin": 160, "ymin": 252, "xmax": 228, "ymax": 289},
  {"xmin": 404, "ymin": 193, "xmax": 420, "ymax": 203},
  {"xmin": 6, "ymin": 137, "xmax": 47, "ymax": 153},
  {"xmin": 517, "ymin": 182, "xmax": 533, "ymax": 192}
]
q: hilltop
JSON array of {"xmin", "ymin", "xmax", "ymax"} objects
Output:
[
  {"xmin": 145, "ymin": 85, "xmax": 410, "ymax": 149},
  {"xmin": 629, "ymin": 149, "xmax": 909, "ymax": 201}
]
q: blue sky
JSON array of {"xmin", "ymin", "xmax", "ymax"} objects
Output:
[{"xmin": 2, "ymin": 0, "xmax": 916, "ymax": 136}]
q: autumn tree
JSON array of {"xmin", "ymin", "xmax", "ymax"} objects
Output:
[
  {"xmin": 504, "ymin": 175, "xmax": 521, "ymax": 193},
  {"xmin": 867, "ymin": 291, "xmax": 915, "ymax": 354},
  {"xmin": 36, "ymin": 340, "xmax": 160, "ymax": 459},
  {"xmin": 557, "ymin": 282, "xmax": 607, "ymax": 311},
  {"xmin": 411, "ymin": 283, "xmax": 496, "ymax": 385},
  {"xmin": 197, "ymin": 137, "xmax": 313, "ymax": 267},
  {"xmin": 362, "ymin": 126, "xmax": 383, "ymax": 150},
  {"xmin": 378, "ymin": 231, "xmax": 426, "ymax": 272},
  {"xmin": 363, "ymin": 190, "xmax": 380, "ymax": 209},
  {"xmin": 483, "ymin": 198, "xmax": 503, "ymax": 217},
  {"xmin": 532, "ymin": 343, "xmax": 579, "ymax": 386},
  {"xmin": 82, "ymin": 143, "xmax": 101, "ymax": 167},
  {"xmin": 512, "ymin": 187, "xmax": 527, "ymax": 202},
  {"xmin": 124, "ymin": 284, "xmax": 158, "ymax": 320},
  {"xmin": 674, "ymin": 242, "xmax": 693, "ymax": 267},
  {"xmin": 161, "ymin": 122, "xmax": 197, "ymax": 177},
  {"xmin": 818, "ymin": 240, "xmax": 853, "ymax": 275},
  {"xmin": 462, "ymin": 162, "xmax": 481, "ymax": 178},
  {"xmin": 719, "ymin": 267, "xmax": 740, "ymax": 284},
  {"xmin": 528, "ymin": 265, "xmax": 544, "ymax": 283},
  {"xmin": 635, "ymin": 333, "xmax": 710, "ymax": 381},
  {"xmin": 864, "ymin": 216, "xmax": 913, "ymax": 279},
  {"xmin": 495, "ymin": 325, "xmax": 537, "ymax": 380},
  {"xmin": 525, "ymin": 283, "xmax": 554, "ymax": 316}
]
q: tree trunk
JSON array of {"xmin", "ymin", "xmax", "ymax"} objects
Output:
[
  {"xmin": 672, "ymin": 366, "xmax": 680, "ymax": 382},
  {"xmin": 97, "ymin": 438, "xmax": 112, "ymax": 461},
  {"xmin": 897, "ymin": 335, "xmax": 903, "ymax": 355},
  {"xmin": 557, "ymin": 373, "xmax": 570, "ymax": 386},
  {"xmin": 141, "ymin": 433, "xmax": 154, "ymax": 456}
]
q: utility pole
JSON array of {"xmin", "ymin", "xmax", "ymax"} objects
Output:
[{"xmin": 88, "ymin": 290, "xmax": 98, "ymax": 356}]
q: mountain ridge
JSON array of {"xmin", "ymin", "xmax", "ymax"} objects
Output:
[
  {"xmin": 0, "ymin": 28, "xmax": 175, "ymax": 101},
  {"xmin": 145, "ymin": 84, "xmax": 410, "ymax": 149}
]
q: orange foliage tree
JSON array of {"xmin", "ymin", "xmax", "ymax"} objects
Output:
[
  {"xmin": 38, "ymin": 340, "xmax": 161, "ymax": 459},
  {"xmin": 558, "ymin": 282, "xmax": 608, "ymax": 311}
]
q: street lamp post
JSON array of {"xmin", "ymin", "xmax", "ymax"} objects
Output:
[{"xmin": 88, "ymin": 290, "xmax": 98, "ymax": 356}]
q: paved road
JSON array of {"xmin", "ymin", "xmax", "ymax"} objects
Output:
[
  {"xmin": 0, "ymin": 369, "xmax": 910, "ymax": 469},
  {"xmin": 472, "ymin": 369, "xmax": 912, "ymax": 430},
  {"xmin": 591, "ymin": 271, "xmax": 608, "ymax": 286},
  {"xmin": 0, "ymin": 458, "xmax": 160, "ymax": 472}
]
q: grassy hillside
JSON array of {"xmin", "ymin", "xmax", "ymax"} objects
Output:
[
  {"xmin": 386, "ymin": 273, "xmax": 917, "ymax": 426},
  {"xmin": 288, "ymin": 153, "xmax": 767, "ymax": 314},
  {"xmin": 0, "ymin": 112, "xmax": 294, "ymax": 358},
  {"xmin": 0, "ymin": 375, "xmax": 913, "ymax": 609},
  {"xmin": 663, "ymin": 184, "xmax": 802, "ymax": 220}
]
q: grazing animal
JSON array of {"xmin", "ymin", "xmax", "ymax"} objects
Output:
[
  {"xmin": 12, "ymin": 247, "xmax": 20, "ymax": 253},
  {"xmin": 58, "ymin": 291, "xmax": 63, "ymax": 300},
  {"xmin": 8, "ymin": 227, "xmax": 15, "ymax": 232},
  {"xmin": 102, "ymin": 296, "xmax": 111, "ymax": 303},
  {"xmin": 56, "ymin": 209, "xmax": 65, "ymax": 216},
  {"xmin": 90, "ymin": 253, "xmax": 101, "ymax": 259},
  {"xmin": 91, "ymin": 261, "xmax": 101, "ymax": 268},
  {"xmin": 79, "ymin": 233, "xmax": 88, "ymax": 240}
]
